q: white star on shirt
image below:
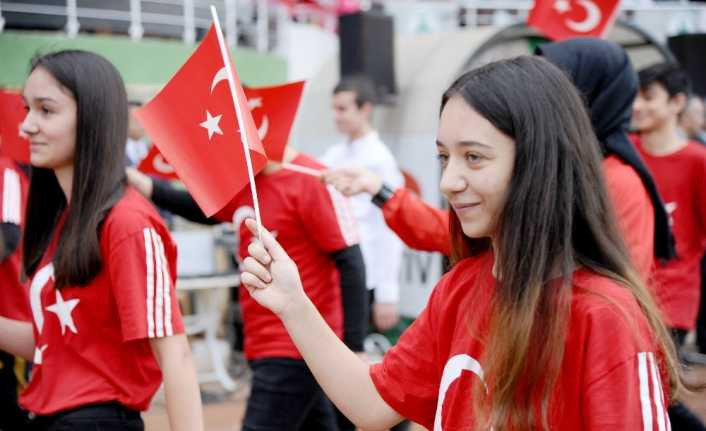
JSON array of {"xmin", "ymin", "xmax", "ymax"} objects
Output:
[
  {"xmin": 33, "ymin": 344, "xmax": 48, "ymax": 364},
  {"xmin": 200, "ymin": 110, "xmax": 223, "ymax": 140},
  {"xmin": 554, "ymin": 0, "xmax": 571, "ymax": 13},
  {"xmin": 46, "ymin": 289, "xmax": 80, "ymax": 335}
]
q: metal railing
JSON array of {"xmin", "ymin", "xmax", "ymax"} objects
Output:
[
  {"xmin": 0, "ymin": 0, "xmax": 266, "ymax": 49},
  {"xmin": 1, "ymin": 1, "xmax": 705, "ymax": 49}
]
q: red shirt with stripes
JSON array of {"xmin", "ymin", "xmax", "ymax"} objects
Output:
[
  {"xmin": 20, "ymin": 187, "xmax": 184, "ymax": 415},
  {"xmin": 633, "ymin": 136, "xmax": 706, "ymax": 330},
  {"xmin": 0, "ymin": 156, "xmax": 30, "ymax": 321},
  {"xmin": 219, "ymin": 154, "xmax": 358, "ymax": 360},
  {"xmin": 371, "ymin": 253, "xmax": 670, "ymax": 430}
]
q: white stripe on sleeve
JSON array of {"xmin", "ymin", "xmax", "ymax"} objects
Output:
[
  {"xmin": 648, "ymin": 352, "xmax": 668, "ymax": 431},
  {"xmin": 143, "ymin": 228, "xmax": 155, "ymax": 338},
  {"xmin": 151, "ymin": 228, "xmax": 165, "ymax": 337},
  {"xmin": 2, "ymin": 168, "xmax": 21, "ymax": 224},
  {"xmin": 326, "ymin": 185, "xmax": 358, "ymax": 246},
  {"xmin": 155, "ymin": 232, "xmax": 173, "ymax": 336},
  {"xmin": 638, "ymin": 352, "xmax": 653, "ymax": 431}
]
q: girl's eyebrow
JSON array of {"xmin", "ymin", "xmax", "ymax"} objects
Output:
[{"xmin": 436, "ymin": 140, "xmax": 491, "ymax": 149}]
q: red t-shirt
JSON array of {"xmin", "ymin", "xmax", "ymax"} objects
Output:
[
  {"xmin": 633, "ymin": 136, "xmax": 706, "ymax": 329},
  {"xmin": 220, "ymin": 154, "xmax": 358, "ymax": 360},
  {"xmin": 20, "ymin": 187, "xmax": 184, "ymax": 415},
  {"xmin": 370, "ymin": 253, "xmax": 670, "ymax": 430},
  {"xmin": 0, "ymin": 156, "xmax": 30, "ymax": 321},
  {"xmin": 602, "ymin": 155, "xmax": 655, "ymax": 280}
]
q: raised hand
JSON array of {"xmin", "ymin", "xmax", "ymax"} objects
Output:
[
  {"xmin": 240, "ymin": 218, "xmax": 307, "ymax": 318},
  {"xmin": 322, "ymin": 167, "xmax": 383, "ymax": 197}
]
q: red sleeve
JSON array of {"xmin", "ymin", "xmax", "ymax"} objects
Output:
[
  {"xmin": 382, "ymin": 188, "xmax": 450, "ymax": 255},
  {"xmin": 108, "ymin": 226, "xmax": 184, "ymax": 341},
  {"xmin": 299, "ymin": 179, "xmax": 359, "ymax": 253},
  {"xmin": 695, "ymin": 150, "xmax": 706, "ymax": 242},
  {"xmin": 369, "ymin": 277, "xmax": 445, "ymax": 428},
  {"xmin": 574, "ymin": 290, "xmax": 670, "ymax": 430},
  {"xmin": 602, "ymin": 157, "xmax": 655, "ymax": 279}
]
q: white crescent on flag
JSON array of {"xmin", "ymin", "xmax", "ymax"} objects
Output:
[
  {"xmin": 565, "ymin": 0, "xmax": 602, "ymax": 33},
  {"xmin": 153, "ymin": 153, "xmax": 175, "ymax": 174},
  {"xmin": 248, "ymin": 97, "xmax": 270, "ymax": 141},
  {"xmin": 211, "ymin": 67, "xmax": 229, "ymax": 93}
]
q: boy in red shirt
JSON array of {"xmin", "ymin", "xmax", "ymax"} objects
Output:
[{"xmin": 632, "ymin": 63, "xmax": 706, "ymax": 340}]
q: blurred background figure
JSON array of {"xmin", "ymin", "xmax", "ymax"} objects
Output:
[
  {"xmin": 126, "ymin": 100, "xmax": 150, "ymax": 167},
  {"xmin": 321, "ymin": 76, "xmax": 404, "ymax": 334},
  {"xmin": 680, "ymin": 95, "xmax": 706, "ymax": 145}
]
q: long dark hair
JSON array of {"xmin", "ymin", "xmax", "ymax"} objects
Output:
[
  {"xmin": 22, "ymin": 50, "xmax": 127, "ymax": 288},
  {"xmin": 443, "ymin": 56, "xmax": 679, "ymax": 429}
]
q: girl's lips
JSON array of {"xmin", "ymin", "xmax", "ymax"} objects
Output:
[{"xmin": 451, "ymin": 202, "xmax": 480, "ymax": 211}]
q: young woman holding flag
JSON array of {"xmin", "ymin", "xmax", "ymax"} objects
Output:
[
  {"xmin": 239, "ymin": 56, "xmax": 680, "ymax": 430},
  {"xmin": 0, "ymin": 50, "xmax": 203, "ymax": 431}
]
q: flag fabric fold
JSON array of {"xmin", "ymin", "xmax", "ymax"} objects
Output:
[
  {"xmin": 244, "ymin": 81, "xmax": 304, "ymax": 163},
  {"xmin": 0, "ymin": 90, "xmax": 31, "ymax": 163},
  {"xmin": 136, "ymin": 24, "xmax": 267, "ymax": 217},
  {"xmin": 528, "ymin": 0, "xmax": 620, "ymax": 41}
]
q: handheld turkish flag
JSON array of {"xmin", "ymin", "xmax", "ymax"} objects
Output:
[
  {"xmin": 137, "ymin": 146, "xmax": 179, "ymax": 181},
  {"xmin": 0, "ymin": 90, "xmax": 30, "ymax": 163},
  {"xmin": 528, "ymin": 0, "xmax": 620, "ymax": 41},
  {"xmin": 244, "ymin": 81, "xmax": 304, "ymax": 163},
  {"xmin": 136, "ymin": 19, "xmax": 267, "ymax": 217}
]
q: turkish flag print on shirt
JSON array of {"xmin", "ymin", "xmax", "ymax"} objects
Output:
[
  {"xmin": 528, "ymin": 0, "xmax": 621, "ymax": 41},
  {"xmin": 136, "ymin": 24, "xmax": 267, "ymax": 216}
]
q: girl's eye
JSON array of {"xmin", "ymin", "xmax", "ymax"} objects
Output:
[
  {"xmin": 466, "ymin": 153, "xmax": 483, "ymax": 163},
  {"xmin": 437, "ymin": 153, "xmax": 449, "ymax": 167},
  {"xmin": 41, "ymin": 106, "xmax": 51, "ymax": 114}
]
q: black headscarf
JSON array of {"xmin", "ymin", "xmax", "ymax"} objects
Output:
[{"xmin": 536, "ymin": 38, "xmax": 675, "ymax": 261}]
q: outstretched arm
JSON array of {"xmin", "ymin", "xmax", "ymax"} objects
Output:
[
  {"xmin": 324, "ymin": 167, "xmax": 450, "ymax": 255},
  {"xmin": 126, "ymin": 168, "xmax": 219, "ymax": 225},
  {"xmin": 240, "ymin": 219, "xmax": 403, "ymax": 429}
]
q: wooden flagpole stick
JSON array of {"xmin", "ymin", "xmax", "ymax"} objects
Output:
[
  {"xmin": 281, "ymin": 162, "xmax": 323, "ymax": 177},
  {"xmin": 211, "ymin": 5, "xmax": 263, "ymax": 239}
]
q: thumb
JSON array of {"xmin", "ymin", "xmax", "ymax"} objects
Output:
[{"xmin": 244, "ymin": 218, "xmax": 289, "ymax": 261}]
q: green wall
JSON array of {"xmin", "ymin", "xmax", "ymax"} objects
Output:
[{"xmin": 0, "ymin": 31, "xmax": 287, "ymax": 90}]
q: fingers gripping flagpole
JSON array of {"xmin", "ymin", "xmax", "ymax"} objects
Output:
[{"xmin": 210, "ymin": 5, "xmax": 263, "ymax": 239}]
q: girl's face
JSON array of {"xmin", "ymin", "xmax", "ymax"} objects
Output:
[
  {"xmin": 437, "ymin": 96, "xmax": 516, "ymax": 240},
  {"xmin": 21, "ymin": 67, "xmax": 77, "ymax": 170}
]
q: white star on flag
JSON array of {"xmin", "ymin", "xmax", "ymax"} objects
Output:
[
  {"xmin": 554, "ymin": 0, "xmax": 571, "ymax": 13},
  {"xmin": 46, "ymin": 289, "xmax": 80, "ymax": 335},
  {"xmin": 200, "ymin": 110, "xmax": 223, "ymax": 140}
]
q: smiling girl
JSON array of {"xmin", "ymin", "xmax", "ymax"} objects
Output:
[
  {"xmin": 239, "ymin": 56, "xmax": 679, "ymax": 430},
  {"xmin": 0, "ymin": 50, "xmax": 203, "ymax": 431}
]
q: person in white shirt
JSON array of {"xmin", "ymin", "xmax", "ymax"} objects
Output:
[
  {"xmin": 125, "ymin": 100, "xmax": 150, "ymax": 167},
  {"xmin": 320, "ymin": 76, "xmax": 404, "ymax": 333}
]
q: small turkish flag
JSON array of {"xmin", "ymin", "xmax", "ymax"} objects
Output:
[
  {"xmin": 136, "ymin": 24, "xmax": 267, "ymax": 217},
  {"xmin": 137, "ymin": 146, "xmax": 179, "ymax": 181},
  {"xmin": 0, "ymin": 90, "xmax": 30, "ymax": 163},
  {"xmin": 528, "ymin": 0, "xmax": 620, "ymax": 41},
  {"xmin": 244, "ymin": 81, "xmax": 304, "ymax": 163}
]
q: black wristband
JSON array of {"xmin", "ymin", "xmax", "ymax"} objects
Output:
[{"xmin": 371, "ymin": 184, "xmax": 395, "ymax": 209}]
